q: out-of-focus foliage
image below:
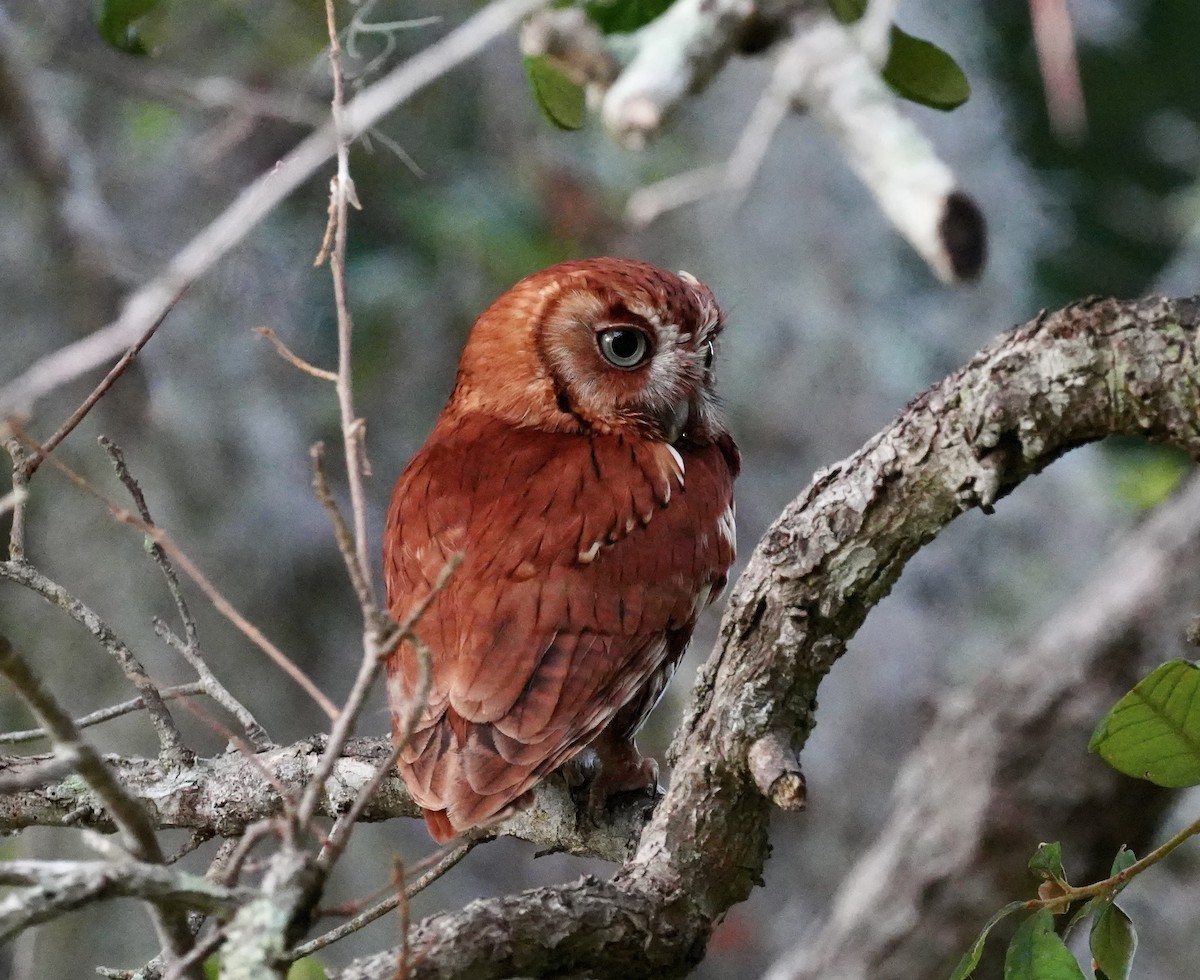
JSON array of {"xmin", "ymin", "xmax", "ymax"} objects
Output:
[
  {"xmin": 881, "ymin": 25, "xmax": 970, "ymax": 111},
  {"xmin": 582, "ymin": 0, "xmax": 674, "ymax": 34},
  {"xmin": 522, "ymin": 54, "xmax": 586, "ymax": 130},
  {"xmin": 95, "ymin": 0, "xmax": 161, "ymax": 55},
  {"xmin": 984, "ymin": 0, "xmax": 1200, "ymax": 304},
  {"xmin": 1091, "ymin": 660, "xmax": 1200, "ymax": 788}
]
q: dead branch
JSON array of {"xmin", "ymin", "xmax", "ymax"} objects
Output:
[{"xmin": 0, "ymin": 635, "xmax": 201, "ymax": 976}]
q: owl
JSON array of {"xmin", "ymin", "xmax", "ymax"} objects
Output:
[{"xmin": 383, "ymin": 258, "xmax": 739, "ymax": 842}]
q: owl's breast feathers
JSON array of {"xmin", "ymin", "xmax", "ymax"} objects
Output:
[{"xmin": 384, "ymin": 412, "xmax": 738, "ymax": 839}]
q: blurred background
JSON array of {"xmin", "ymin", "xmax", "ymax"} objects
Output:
[{"xmin": 1, "ymin": 0, "xmax": 1198, "ymax": 976}]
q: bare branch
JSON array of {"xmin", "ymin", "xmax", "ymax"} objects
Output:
[
  {"xmin": 289, "ymin": 841, "xmax": 475, "ymax": 962},
  {"xmin": 0, "ymin": 635, "xmax": 199, "ymax": 973},
  {"xmin": 764, "ymin": 474, "xmax": 1200, "ymax": 980},
  {"xmin": 0, "ymin": 682, "xmax": 205, "ymax": 745},
  {"xmin": 10, "ymin": 440, "xmax": 340, "ymax": 721},
  {"xmin": 0, "ymin": 559, "xmax": 191, "ymax": 763},
  {"xmin": 17, "ymin": 288, "xmax": 187, "ymax": 481},
  {"xmin": 254, "ymin": 327, "xmax": 338, "ymax": 382},
  {"xmin": 0, "ymin": 859, "xmax": 244, "ymax": 944},
  {"xmin": 100, "ymin": 436, "xmax": 272, "ymax": 750},
  {"xmin": 0, "ymin": 0, "xmax": 547, "ymax": 421},
  {"xmin": 0, "ymin": 735, "xmax": 647, "ymax": 861},
  {"xmin": 4, "ymin": 437, "xmax": 30, "ymax": 560}
]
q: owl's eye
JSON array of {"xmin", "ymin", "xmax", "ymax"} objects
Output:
[
  {"xmin": 703, "ymin": 342, "xmax": 714, "ymax": 370},
  {"xmin": 597, "ymin": 328, "xmax": 650, "ymax": 369}
]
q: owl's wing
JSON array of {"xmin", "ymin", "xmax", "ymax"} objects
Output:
[{"xmin": 384, "ymin": 412, "xmax": 737, "ymax": 837}]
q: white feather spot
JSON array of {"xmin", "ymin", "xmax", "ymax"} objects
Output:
[
  {"xmin": 577, "ymin": 540, "xmax": 602, "ymax": 564},
  {"xmin": 717, "ymin": 504, "xmax": 736, "ymax": 552},
  {"xmin": 665, "ymin": 443, "xmax": 685, "ymax": 485}
]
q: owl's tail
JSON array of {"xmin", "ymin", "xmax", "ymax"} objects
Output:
[{"xmin": 422, "ymin": 808, "xmax": 457, "ymax": 843}]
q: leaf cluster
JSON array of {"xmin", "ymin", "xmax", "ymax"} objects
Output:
[{"xmin": 953, "ymin": 659, "xmax": 1200, "ymax": 978}]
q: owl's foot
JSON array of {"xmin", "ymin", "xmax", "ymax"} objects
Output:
[{"xmin": 585, "ymin": 733, "xmax": 661, "ymax": 823}]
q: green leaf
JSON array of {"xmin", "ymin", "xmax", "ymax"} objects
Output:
[
  {"xmin": 881, "ymin": 25, "xmax": 970, "ymax": 111},
  {"xmin": 95, "ymin": 0, "xmax": 160, "ymax": 55},
  {"xmin": 1090, "ymin": 660, "xmax": 1200, "ymax": 787},
  {"xmin": 1090, "ymin": 904, "xmax": 1137, "ymax": 980},
  {"xmin": 584, "ymin": 0, "xmax": 674, "ymax": 34},
  {"xmin": 522, "ymin": 55, "xmax": 586, "ymax": 131},
  {"xmin": 1112, "ymin": 447, "xmax": 1190, "ymax": 511},
  {"xmin": 949, "ymin": 901, "xmax": 1026, "ymax": 980},
  {"xmin": 289, "ymin": 956, "xmax": 329, "ymax": 979},
  {"xmin": 1109, "ymin": 846, "xmax": 1136, "ymax": 878},
  {"xmin": 1004, "ymin": 909, "xmax": 1087, "ymax": 980},
  {"xmin": 827, "ymin": 0, "xmax": 868, "ymax": 24},
  {"xmin": 1028, "ymin": 841, "xmax": 1067, "ymax": 883}
]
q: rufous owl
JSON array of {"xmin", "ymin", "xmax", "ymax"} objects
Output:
[{"xmin": 383, "ymin": 258, "xmax": 739, "ymax": 842}]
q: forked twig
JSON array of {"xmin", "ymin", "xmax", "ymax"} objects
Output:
[
  {"xmin": 0, "ymin": 633, "xmax": 199, "ymax": 973},
  {"xmin": 100, "ymin": 436, "xmax": 272, "ymax": 749},
  {"xmin": 0, "ymin": 558, "xmax": 192, "ymax": 764},
  {"xmin": 11, "ymin": 431, "xmax": 339, "ymax": 720}
]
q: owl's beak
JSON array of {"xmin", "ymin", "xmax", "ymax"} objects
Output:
[{"xmin": 663, "ymin": 398, "xmax": 690, "ymax": 444}]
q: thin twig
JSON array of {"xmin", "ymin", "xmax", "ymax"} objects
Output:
[
  {"xmin": 0, "ymin": 559, "xmax": 192, "ymax": 764},
  {"xmin": 322, "ymin": 0, "xmax": 376, "ymax": 617},
  {"xmin": 18, "ymin": 286, "xmax": 188, "ymax": 480},
  {"xmin": 100, "ymin": 436, "xmax": 272, "ymax": 749},
  {"xmin": 0, "ymin": 682, "xmax": 205, "ymax": 744},
  {"xmin": 311, "ymin": 559, "xmax": 458, "ymax": 865},
  {"xmin": 253, "ymin": 326, "xmax": 338, "ymax": 381},
  {"xmin": 13, "ymin": 435, "xmax": 339, "ymax": 720},
  {"xmin": 4, "ymin": 437, "xmax": 29, "ymax": 560},
  {"xmin": 0, "ymin": 0, "xmax": 570, "ymax": 421},
  {"xmin": 311, "ymin": 442, "xmax": 378, "ymax": 623},
  {"xmin": 287, "ymin": 840, "xmax": 474, "ymax": 962},
  {"xmin": 625, "ymin": 52, "xmax": 791, "ymax": 226},
  {"xmin": 0, "ymin": 634, "xmax": 200, "ymax": 974}
]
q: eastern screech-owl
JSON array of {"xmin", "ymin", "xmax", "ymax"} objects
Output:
[{"xmin": 383, "ymin": 258, "xmax": 739, "ymax": 842}]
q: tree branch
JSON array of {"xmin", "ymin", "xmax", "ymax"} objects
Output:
[
  {"xmin": 0, "ymin": 859, "xmax": 245, "ymax": 944},
  {"xmin": 0, "ymin": 736, "xmax": 648, "ymax": 863},
  {"xmin": 327, "ymin": 295, "xmax": 1200, "ymax": 978},
  {"xmin": 765, "ymin": 471, "xmax": 1200, "ymax": 980},
  {"xmin": 0, "ymin": 0, "xmax": 547, "ymax": 422}
]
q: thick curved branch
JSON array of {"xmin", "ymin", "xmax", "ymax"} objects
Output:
[
  {"xmin": 330, "ymin": 295, "xmax": 1200, "ymax": 979},
  {"xmin": 765, "ymin": 472, "xmax": 1200, "ymax": 980}
]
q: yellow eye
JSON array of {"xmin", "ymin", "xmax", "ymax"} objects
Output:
[{"xmin": 597, "ymin": 328, "xmax": 650, "ymax": 369}]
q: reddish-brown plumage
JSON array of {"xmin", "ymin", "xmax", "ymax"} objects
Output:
[{"xmin": 383, "ymin": 258, "xmax": 739, "ymax": 841}]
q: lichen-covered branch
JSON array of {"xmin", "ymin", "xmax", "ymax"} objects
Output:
[
  {"xmin": 0, "ymin": 736, "xmax": 648, "ymax": 863},
  {"xmin": 329, "ymin": 295, "xmax": 1200, "ymax": 978},
  {"xmin": 0, "ymin": 859, "xmax": 246, "ymax": 944}
]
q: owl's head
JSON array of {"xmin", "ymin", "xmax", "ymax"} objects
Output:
[{"xmin": 449, "ymin": 258, "xmax": 728, "ymax": 447}]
